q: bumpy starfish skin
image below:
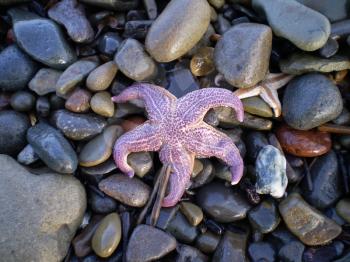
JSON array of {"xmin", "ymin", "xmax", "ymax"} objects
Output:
[{"xmin": 112, "ymin": 84, "xmax": 244, "ymax": 207}]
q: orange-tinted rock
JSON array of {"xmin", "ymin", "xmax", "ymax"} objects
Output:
[
  {"xmin": 276, "ymin": 124, "xmax": 331, "ymax": 157},
  {"xmin": 65, "ymin": 88, "xmax": 91, "ymax": 113},
  {"xmin": 121, "ymin": 116, "xmax": 146, "ymax": 132}
]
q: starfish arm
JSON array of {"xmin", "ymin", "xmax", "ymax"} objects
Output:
[
  {"xmin": 176, "ymin": 88, "xmax": 244, "ymax": 124},
  {"xmin": 112, "ymin": 83, "xmax": 176, "ymax": 121},
  {"xmin": 264, "ymin": 73, "xmax": 294, "ymax": 90},
  {"xmin": 260, "ymin": 87, "xmax": 282, "ymax": 117},
  {"xmin": 233, "ymin": 86, "xmax": 263, "ymax": 99},
  {"xmin": 159, "ymin": 144, "xmax": 195, "ymax": 207},
  {"xmin": 186, "ymin": 124, "xmax": 244, "ymax": 185},
  {"xmin": 113, "ymin": 122, "xmax": 162, "ymax": 177}
]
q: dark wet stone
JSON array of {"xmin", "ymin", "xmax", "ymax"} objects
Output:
[
  {"xmin": 167, "ymin": 210, "xmax": 198, "ymax": 244},
  {"xmin": 278, "ymin": 240, "xmax": 304, "ymax": 262},
  {"xmin": 252, "ymin": 0, "xmax": 330, "ymax": 51},
  {"xmin": 214, "ymin": 22, "xmax": 272, "ymax": 88},
  {"xmin": 196, "ymin": 182, "xmax": 251, "ymax": 223},
  {"xmin": 303, "ymin": 241, "xmax": 344, "ymax": 262},
  {"xmin": 336, "ymin": 198, "xmax": 350, "ymax": 223},
  {"xmin": 282, "ymin": 73, "xmax": 343, "ymax": 130},
  {"xmin": 65, "ymin": 88, "xmax": 91, "ymax": 113},
  {"xmin": 331, "ymin": 19, "xmax": 350, "ymax": 38},
  {"xmin": 81, "ymin": 159, "xmax": 116, "ymax": 185},
  {"xmin": 154, "ymin": 206, "xmax": 179, "ymax": 230},
  {"xmin": 166, "ymin": 68, "xmax": 199, "ymax": 98},
  {"xmin": 123, "ymin": 20, "xmax": 153, "ymax": 39},
  {"xmin": 0, "ymin": 45, "xmax": 37, "ymax": 91},
  {"xmin": 248, "ymin": 199, "xmax": 280, "ymax": 233},
  {"xmin": 333, "ymin": 107, "xmax": 350, "ymax": 125},
  {"xmin": 10, "ymin": 90, "xmax": 35, "ymax": 112},
  {"xmin": 143, "ymin": 0, "xmax": 157, "ymax": 19},
  {"xmin": 27, "ymin": 122, "xmax": 78, "ymax": 173},
  {"xmin": 9, "ymin": 8, "xmax": 76, "ymax": 69},
  {"xmin": 212, "ymin": 230, "xmax": 248, "ymax": 262},
  {"xmin": 48, "ymin": 0, "xmax": 94, "ymax": 43},
  {"xmin": 51, "ymin": 110, "xmax": 107, "ymax": 140},
  {"xmin": 29, "ymin": 68, "xmax": 62, "ymax": 96},
  {"xmin": 98, "ymin": 32, "xmax": 123, "ymax": 56},
  {"xmin": 126, "ymin": 224, "xmax": 177, "ymax": 262},
  {"xmin": 80, "ymin": 0, "xmax": 139, "ymax": 11},
  {"xmin": 245, "ymin": 131, "xmax": 269, "ymax": 161},
  {"xmin": 36, "ymin": 96, "xmax": 50, "ymax": 117},
  {"xmin": 50, "ymin": 94, "xmax": 65, "ymax": 110},
  {"xmin": 325, "ymin": 207, "xmax": 346, "ymax": 226},
  {"xmin": 17, "ymin": 144, "xmax": 38, "ymax": 165},
  {"xmin": 0, "ymin": 110, "xmax": 30, "ymax": 155},
  {"xmin": 214, "ymin": 14, "xmax": 231, "ymax": 34},
  {"xmin": 0, "ymin": 0, "xmax": 29, "ymax": 5},
  {"xmin": 195, "ymin": 231, "xmax": 220, "ymax": 254},
  {"xmin": 302, "ymin": 151, "xmax": 343, "ymax": 209},
  {"xmin": 176, "ymin": 244, "xmax": 208, "ymax": 262},
  {"xmin": 88, "ymin": 189, "xmax": 118, "ymax": 214},
  {"xmin": 248, "ymin": 241, "xmax": 276, "ymax": 262},
  {"xmin": 319, "ymin": 37, "xmax": 339, "ymax": 58},
  {"xmin": 334, "ymin": 251, "xmax": 350, "ymax": 262}
]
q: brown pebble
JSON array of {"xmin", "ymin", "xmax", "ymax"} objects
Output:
[
  {"xmin": 90, "ymin": 91, "xmax": 114, "ymax": 117},
  {"xmin": 190, "ymin": 47, "xmax": 215, "ymax": 76},
  {"xmin": 180, "ymin": 202, "xmax": 204, "ymax": 226},
  {"xmin": 86, "ymin": 61, "xmax": 117, "ymax": 91},
  {"xmin": 65, "ymin": 88, "xmax": 91, "ymax": 113},
  {"xmin": 121, "ymin": 116, "xmax": 146, "ymax": 132}
]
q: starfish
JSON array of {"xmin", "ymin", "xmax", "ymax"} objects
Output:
[
  {"xmin": 112, "ymin": 83, "xmax": 244, "ymax": 207},
  {"xmin": 233, "ymin": 73, "xmax": 294, "ymax": 117}
]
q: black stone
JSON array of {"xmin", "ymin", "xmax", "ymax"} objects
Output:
[
  {"xmin": 98, "ymin": 32, "xmax": 123, "ymax": 56},
  {"xmin": 166, "ymin": 211, "xmax": 198, "ymax": 244},
  {"xmin": 167, "ymin": 68, "xmax": 199, "ymax": 98},
  {"xmin": 319, "ymin": 37, "xmax": 339, "ymax": 58},
  {"xmin": 248, "ymin": 199, "xmax": 280, "ymax": 233},
  {"xmin": 36, "ymin": 96, "xmax": 50, "ymax": 117},
  {"xmin": 88, "ymin": 188, "xmax": 118, "ymax": 214},
  {"xmin": 248, "ymin": 241, "xmax": 276, "ymax": 262},
  {"xmin": 278, "ymin": 241, "xmax": 304, "ymax": 262}
]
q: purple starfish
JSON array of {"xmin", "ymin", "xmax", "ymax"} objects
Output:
[{"xmin": 112, "ymin": 83, "xmax": 244, "ymax": 207}]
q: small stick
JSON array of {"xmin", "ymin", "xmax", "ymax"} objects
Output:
[
  {"xmin": 303, "ymin": 158, "xmax": 313, "ymax": 191},
  {"xmin": 150, "ymin": 165, "xmax": 171, "ymax": 226},
  {"xmin": 318, "ymin": 124, "xmax": 350, "ymax": 134},
  {"xmin": 337, "ymin": 151, "xmax": 349, "ymax": 194}
]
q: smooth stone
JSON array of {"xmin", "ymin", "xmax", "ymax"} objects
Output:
[
  {"xmin": 98, "ymin": 32, "xmax": 123, "ymax": 56},
  {"xmin": 154, "ymin": 206, "xmax": 179, "ymax": 230},
  {"xmin": 245, "ymin": 131, "xmax": 269, "ymax": 161},
  {"xmin": 143, "ymin": 0, "xmax": 157, "ymax": 19},
  {"xmin": 0, "ymin": 110, "xmax": 30, "ymax": 155},
  {"xmin": 209, "ymin": 0, "xmax": 225, "ymax": 9},
  {"xmin": 99, "ymin": 174, "xmax": 150, "ymax": 207},
  {"xmin": 51, "ymin": 110, "xmax": 107, "ymax": 140},
  {"xmin": 121, "ymin": 115, "xmax": 146, "ymax": 132},
  {"xmin": 248, "ymin": 242, "xmax": 276, "ymax": 262},
  {"xmin": 279, "ymin": 193, "xmax": 342, "ymax": 246},
  {"xmin": 65, "ymin": 88, "xmax": 91, "ymax": 113},
  {"xmin": 27, "ymin": 122, "xmax": 78, "ymax": 173},
  {"xmin": 89, "ymin": 189, "xmax": 118, "ymax": 214},
  {"xmin": 126, "ymin": 224, "xmax": 177, "ymax": 262},
  {"xmin": 195, "ymin": 231, "xmax": 220, "ymax": 254},
  {"xmin": 114, "ymin": 38, "xmax": 157, "ymax": 81},
  {"xmin": 214, "ymin": 23, "xmax": 272, "ymax": 88},
  {"xmin": 278, "ymin": 241, "xmax": 304, "ymax": 262},
  {"xmin": 29, "ymin": 68, "xmax": 62, "ymax": 95},
  {"xmin": 280, "ymin": 53, "xmax": 350, "ymax": 75},
  {"xmin": 17, "ymin": 144, "xmax": 39, "ymax": 165},
  {"xmin": 192, "ymin": 159, "xmax": 204, "ymax": 178},
  {"xmin": 324, "ymin": 207, "xmax": 346, "ymax": 226},
  {"xmin": 336, "ymin": 198, "xmax": 350, "ymax": 223},
  {"xmin": 333, "ymin": 107, "xmax": 350, "ymax": 125},
  {"xmin": 319, "ymin": 37, "xmax": 339, "ymax": 58},
  {"xmin": 123, "ymin": 20, "xmax": 153, "ymax": 39},
  {"xmin": 56, "ymin": 60, "xmax": 99, "ymax": 97},
  {"xmin": 255, "ymin": 145, "xmax": 287, "ymax": 198},
  {"xmin": 10, "ymin": 90, "xmax": 35, "ymax": 112},
  {"xmin": 252, "ymin": 0, "xmax": 330, "ymax": 51},
  {"xmin": 90, "ymin": 91, "xmax": 115, "ymax": 117},
  {"xmin": 180, "ymin": 202, "xmax": 203, "ymax": 226},
  {"xmin": 212, "ymin": 230, "xmax": 248, "ymax": 262},
  {"xmin": 0, "ymin": 45, "xmax": 37, "ymax": 91},
  {"xmin": 248, "ymin": 199, "xmax": 281, "ymax": 233},
  {"xmin": 214, "ymin": 14, "xmax": 231, "ymax": 34},
  {"xmin": 10, "ymin": 9, "xmax": 76, "ymax": 69},
  {"xmin": 36, "ymin": 96, "xmax": 50, "ymax": 117},
  {"xmin": 145, "ymin": 0, "xmax": 211, "ymax": 62},
  {"xmin": 176, "ymin": 245, "xmax": 208, "ymax": 262},
  {"xmin": 91, "ymin": 213, "xmax": 122, "ymax": 258},
  {"xmin": 72, "ymin": 215, "xmax": 103, "ymax": 258},
  {"xmin": 302, "ymin": 151, "xmax": 342, "ymax": 209},
  {"xmin": 79, "ymin": 125, "xmax": 123, "ymax": 167},
  {"xmin": 196, "ymin": 182, "xmax": 251, "ymax": 223},
  {"xmin": 80, "ymin": 0, "xmax": 139, "ymax": 10},
  {"xmin": 331, "ymin": 19, "xmax": 350, "ymax": 38},
  {"xmin": 276, "ymin": 124, "xmax": 332, "ymax": 157},
  {"xmin": 127, "ymin": 152, "xmax": 153, "ymax": 178},
  {"xmin": 187, "ymin": 24, "xmax": 215, "ymax": 56},
  {"xmin": 190, "ymin": 159, "xmax": 215, "ymax": 189},
  {"xmin": 282, "ymin": 73, "xmax": 343, "ymax": 130},
  {"xmin": 303, "ymin": 242, "xmax": 343, "ymax": 262},
  {"xmin": 242, "ymin": 96, "xmax": 273, "ymax": 118},
  {"xmin": 87, "ymin": 61, "xmax": 118, "ymax": 91},
  {"xmin": 190, "ymin": 47, "xmax": 215, "ymax": 77},
  {"xmin": 81, "ymin": 159, "xmax": 117, "ymax": 184},
  {"xmin": 166, "ymin": 68, "xmax": 199, "ymax": 98},
  {"xmin": 0, "ymin": 154, "xmax": 86, "ymax": 262},
  {"xmin": 166, "ymin": 210, "xmax": 198, "ymax": 244},
  {"xmin": 48, "ymin": 0, "xmax": 94, "ymax": 43}
]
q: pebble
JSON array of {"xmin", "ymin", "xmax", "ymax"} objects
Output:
[
  {"xmin": 123, "ymin": 20, "xmax": 153, "ymax": 39},
  {"xmin": 167, "ymin": 211, "xmax": 199, "ymax": 244},
  {"xmin": 303, "ymin": 242, "xmax": 344, "ymax": 262},
  {"xmin": 190, "ymin": 47, "xmax": 215, "ymax": 77},
  {"xmin": 0, "ymin": 155, "xmax": 86, "ymax": 261},
  {"xmin": 279, "ymin": 193, "xmax": 342, "ymax": 246},
  {"xmin": 56, "ymin": 60, "xmax": 99, "ymax": 97},
  {"xmin": 10, "ymin": 8, "xmax": 76, "ymax": 69},
  {"xmin": 280, "ymin": 53, "xmax": 350, "ymax": 75},
  {"xmin": 336, "ymin": 198, "xmax": 350, "ymax": 223},
  {"xmin": 91, "ymin": 212, "xmax": 122, "ymax": 258},
  {"xmin": 86, "ymin": 61, "xmax": 117, "ymax": 91},
  {"xmin": 65, "ymin": 88, "xmax": 91, "ymax": 113},
  {"xmin": 36, "ymin": 96, "xmax": 50, "ymax": 117},
  {"xmin": 51, "ymin": 110, "xmax": 107, "ymax": 140},
  {"xmin": 196, "ymin": 182, "xmax": 251, "ymax": 223},
  {"xmin": 302, "ymin": 151, "xmax": 343, "ymax": 209},
  {"xmin": 195, "ymin": 231, "xmax": 220, "ymax": 254},
  {"xmin": 180, "ymin": 202, "xmax": 204, "ymax": 226},
  {"xmin": 282, "ymin": 73, "xmax": 343, "ymax": 130},
  {"xmin": 248, "ymin": 241, "xmax": 276, "ymax": 262},
  {"xmin": 190, "ymin": 159, "xmax": 215, "ymax": 189},
  {"xmin": 88, "ymin": 189, "xmax": 117, "ymax": 214},
  {"xmin": 255, "ymin": 145, "xmax": 288, "ymax": 198},
  {"xmin": 145, "ymin": 0, "xmax": 211, "ymax": 62},
  {"xmin": 81, "ymin": 159, "xmax": 117, "ymax": 184},
  {"xmin": 10, "ymin": 90, "xmax": 35, "ymax": 112},
  {"xmin": 79, "ymin": 125, "xmax": 122, "ymax": 167},
  {"xmin": 214, "ymin": 14, "xmax": 231, "ymax": 34},
  {"xmin": 214, "ymin": 23, "xmax": 272, "ymax": 88},
  {"xmin": 319, "ymin": 37, "xmax": 339, "ymax": 58},
  {"xmin": 0, "ymin": 110, "xmax": 30, "ymax": 155},
  {"xmin": 27, "ymin": 122, "xmax": 78, "ymax": 173},
  {"xmin": 29, "ymin": 68, "xmax": 62, "ymax": 95},
  {"xmin": 99, "ymin": 174, "xmax": 150, "ymax": 207},
  {"xmin": 127, "ymin": 152, "xmax": 153, "ymax": 178},
  {"xmin": 176, "ymin": 244, "xmax": 208, "ymax": 262},
  {"xmin": 0, "ymin": 45, "xmax": 37, "ymax": 91},
  {"xmin": 48, "ymin": 0, "xmax": 94, "ymax": 43},
  {"xmin": 278, "ymin": 240, "xmax": 305, "ymax": 262},
  {"xmin": 154, "ymin": 206, "xmax": 179, "ymax": 230},
  {"xmin": 126, "ymin": 224, "xmax": 177, "ymax": 262},
  {"xmin": 166, "ymin": 68, "xmax": 199, "ymax": 98},
  {"xmin": 17, "ymin": 144, "xmax": 39, "ymax": 165},
  {"xmin": 252, "ymin": 0, "xmax": 330, "ymax": 51},
  {"xmin": 187, "ymin": 24, "xmax": 215, "ymax": 56},
  {"xmin": 192, "ymin": 159, "xmax": 204, "ymax": 178},
  {"xmin": 90, "ymin": 91, "xmax": 115, "ymax": 117},
  {"xmin": 248, "ymin": 199, "xmax": 281, "ymax": 233},
  {"xmin": 242, "ymin": 96, "xmax": 273, "ymax": 118},
  {"xmin": 98, "ymin": 32, "xmax": 123, "ymax": 56},
  {"xmin": 80, "ymin": 0, "xmax": 139, "ymax": 10},
  {"xmin": 245, "ymin": 131, "xmax": 269, "ymax": 161},
  {"xmin": 209, "ymin": 0, "xmax": 225, "ymax": 9},
  {"xmin": 114, "ymin": 38, "xmax": 157, "ymax": 81}
]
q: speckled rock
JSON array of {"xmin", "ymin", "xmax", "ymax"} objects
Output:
[
  {"xmin": 86, "ymin": 61, "xmax": 118, "ymax": 91},
  {"xmin": 214, "ymin": 23, "xmax": 272, "ymax": 88},
  {"xmin": 145, "ymin": 0, "xmax": 211, "ymax": 62},
  {"xmin": 29, "ymin": 68, "xmax": 62, "ymax": 95},
  {"xmin": 65, "ymin": 88, "xmax": 91, "ymax": 113}
]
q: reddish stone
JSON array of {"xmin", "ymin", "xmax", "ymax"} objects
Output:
[
  {"xmin": 121, "ymin": 116, "xmax": 146, "ymax": 132},
  {"xmin": 276, "ymin": 124, "xmax": 331, "ymax": 157},
  {"xmin": 65, "ymin": 88, "xmax": 91, "ymax": 113}
]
